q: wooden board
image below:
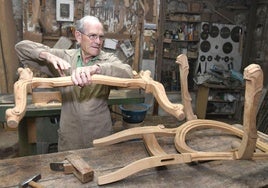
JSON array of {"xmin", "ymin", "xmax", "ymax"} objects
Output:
[
  {"xmin": 66, "ymin": 154, "xmax": 94, "ymax": 183},
  {"xmin": 0, "ymin": 0, "xmax": 19, "ymax": 93},
  {"xmin": 0, "ymin": 30, "xmax": 7, "ymax": 93},
  {"xmin": 53, "ymin": 36, "xmax": 73, "ymax": 49},
  {"xmin": 0, "ymin": 128, "xmax": 268, "ymax": 187},
  {"xmin": 257, "ymin": 88, "xmax": 268, "ymax": 133},
  {"xmin": 23, "ymin": 31, "xmax": 43, "ymax": 43}
]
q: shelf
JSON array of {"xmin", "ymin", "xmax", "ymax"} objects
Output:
[
  {"xmin": 166, "ymin": 19, "xmax": 201, "ymax": 23},
  {"xmin": 163, "ymin": 56, "xmax": 198, "ymax": 60},
  {"xmin": 201, "ymin": 83, "xmax": 244, "ymax": 90},
  {"xmin": 163, "ymin": 38, "xmax": 199, "ymax": 43},
  {"xmin": 196, "ymin": 84, "xmax": 243, "ymax": 120},
  {"xmin": 156, "ymin": 1, "xmax": 202, "ymax": 92},
  {"xmin": 167, "ymin": 11, "xmax": 202, "ymax": 15},
  {"xmin": 43, "ymin": 36, "xmax": 76, "ymax": 41},
  {"xmin": 166, "ymin": 12, "xmax": 201, "ymax": 23},
  {"xmin": 166, "ymin": 91, "xmax": 181, "ymax": 94},
  {"xmin": 43, "ymin": 33, "xmax": 134, "ymax": 41},
  {"xmin": 207, "ymin": 112, "xmax": 235, "ymax": 115},
  {"xmin": 208, "ymin": 100, "xmax": 236, "ymax": 103}
]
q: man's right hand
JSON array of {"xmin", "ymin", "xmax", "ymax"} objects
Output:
[{"xmin": 40, "ymin": 51, "xmax": 71, "ymax": 76}]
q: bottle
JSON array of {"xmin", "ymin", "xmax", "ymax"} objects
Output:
[
  {"xmin": 188, "ymin": 24, "xmax": 193, "ymax": 41},
  {"xmin": 178, "ymin": 27, "xmax": 184, "ymax": 40},
  {"xmin": 165, "ymin": 30, "xmax": 170, "ymax": 39}
]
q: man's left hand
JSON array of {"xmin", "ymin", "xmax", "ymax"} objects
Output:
[{"xmin": 71, "ymin": 64, "xmax": 101, "ymax": 87}]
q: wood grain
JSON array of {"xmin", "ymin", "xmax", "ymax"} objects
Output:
[{"xmin": 66, "ymin": 154, "xmax": 94, "ymax": 183}]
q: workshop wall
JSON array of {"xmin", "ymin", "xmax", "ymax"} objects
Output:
[
  {"xmin": 20, "ymin": 0, "xmax": 140, "ymax": 67},
  {"xmin": 248, "ymin": 1, "xmax": 268, "ymax": 86},
  {"xmin": 9, "ymin": 0, "xmax": 159, "ymax": 77},
  {"xmin": 6, "ymin": 0, "xmax": 268, "ymax": 93},
  {"xmin": 22, "ymin": 0, "xmax": 140, "ymax": 37},
  {"xmin": 156, "ymin": 0, "xmax": 250, "ymax": 92}
]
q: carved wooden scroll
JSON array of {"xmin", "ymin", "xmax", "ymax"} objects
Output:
[
  {"xmin": 6, "ymin": 61, "xmax": 193, "ymax": 127},
  {"xmin": 176, "ymin": 54, "xmax": 197, "ymax": 121},
  {"xmin": 93, "ymin": 57, "xmax": 268, "ymax": 185}
]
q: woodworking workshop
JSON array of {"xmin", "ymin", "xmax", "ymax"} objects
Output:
[{"xmin": 1, "ymin": 0, "xmax": 268, "ymax": 187}]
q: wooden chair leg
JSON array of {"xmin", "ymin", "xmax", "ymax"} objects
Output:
[
  {"xmin": 176, "ymin": 54, "xmax": 197, "ymax": 121},
  {"xmin": 93, "ymin": 125, "xmax": 177, "ymax": 147},
  {"xmin": 143, "ymin": 133, "xmax": 167, "ymax": 156},
  {"xmin": 97, "ymin": 151, "xmax": 239, "ymax": 185},
  {"xmin": 237, "ymin": 64, "xmax": 263, "ymax": 159},
  {"xmin": 97, "ymin": 153, "xmax": 193, "ymax": 185}
]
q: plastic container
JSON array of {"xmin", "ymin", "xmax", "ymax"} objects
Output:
[{"xmin": 119, "ymin": 103, "xmax": 150, "ymax": 123}]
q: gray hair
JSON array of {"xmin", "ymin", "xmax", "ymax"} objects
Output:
[{"xmin": 76, "ymin": 16, "xmax": 101, "ymax": 32}]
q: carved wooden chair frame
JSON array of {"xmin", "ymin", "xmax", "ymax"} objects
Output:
[{"xmin": 6, "ymin": 54, "xmax": 268, "ymax": 185}]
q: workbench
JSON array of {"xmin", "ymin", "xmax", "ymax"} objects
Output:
[
  {"xmin": 195, "ymin": 83, "xmax": 244, "ymax": 120},
  {"xmin": 0, "ymin": 126, "xmax": 267, "ymax": 187},
  {"xmin": 0, "ymin": 89, "xmax": 144, "ymax": 156}
]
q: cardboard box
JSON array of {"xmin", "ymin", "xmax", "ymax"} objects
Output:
[{"xmin": 190, "ymin": 2, "xmax": 202, "ymax": 12}]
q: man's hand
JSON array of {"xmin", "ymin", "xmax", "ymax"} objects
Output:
[
  {"xmin": 71, "ymin": 64, "xmax": 101, "ymax": 87},
  {"xmin": 40, "ymin": 51, "xmax": 71, "ymax": 76}
]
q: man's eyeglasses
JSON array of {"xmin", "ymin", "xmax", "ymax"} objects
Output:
[{"xmin": 79, "ymin": 31, "xmax": 105, "ymax": 42}]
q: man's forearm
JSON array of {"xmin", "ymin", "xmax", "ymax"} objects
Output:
[{"xmin": 15, "ymin": 40, "xmax": 51, "ymax": 62}]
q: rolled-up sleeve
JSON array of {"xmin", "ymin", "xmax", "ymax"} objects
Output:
[
  {"xmin": 15, "ymin": 40, "xmax": 51, "ymax": 61},
  {"xmin": 15, "ymin": 40, "xmax": 64, "ymax": 77}
]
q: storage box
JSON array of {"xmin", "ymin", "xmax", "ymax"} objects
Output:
[{"xmin": 189, "ymin": 2, "xmax": 202, "ymax": 12}]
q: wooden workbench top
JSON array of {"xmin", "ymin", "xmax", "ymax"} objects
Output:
[{"xmin": 0, "ymin": 127, "xmax": 268, "ymax": 187}]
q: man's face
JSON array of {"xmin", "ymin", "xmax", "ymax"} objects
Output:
[{"xmin": 76, "ymin": 21, "xmax": 104, "ymax": 58}]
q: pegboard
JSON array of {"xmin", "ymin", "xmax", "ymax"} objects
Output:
[{"xmin": 196, "ymin": 22, "xmax": 243, "ymax": 75}]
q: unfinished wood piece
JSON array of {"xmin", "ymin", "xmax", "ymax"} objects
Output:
[
  {"xmin": 143, "ymin": 133, "xmax": 167, "ymax": 156},
  {"xmin": 93, "ymin": 125, "xmax": 177, "ymax": 147},
  {"xmin": 0, "ymin": 0, "xmax": 20, "ymax": 93},
  {"xmin": 27, "ymin": 118, "xmax": 37, "ymax": 143},
  {"xmin": 23, "ymin": 31, "xmax": 43, "ymax": 43},
  {"xmin": 53, "ymin": 36, "xmax": 73, "ymax": 49},
  {"xmin": 237, "ymin": 64, "xmax": 263, "ymax": 159},
  {"xmin": 63, "ymin": 163, "xmax": 76, "ymax": 174},
  {"xmin": 0, "ymin": 31, "xmax": 7, "ymax": 93},
  {"xmin": 93, "ymin": 62, "xmax": 268, "ymax": 185},
  {"xmin": 32, "ymin": 91, "xmax": 62, "ymax": 104},
  {"xmin": 6, "ymin": 68, "xmax": 185, "ymax": 128},
  {"xmin": 97, "ymin": 151, "xmax": 240, "ymax": 185},
  {"xmin": 176, "ymin": 54, "xmax": 197, "ymax": 121},
  {"xmin": 66, "ymin": 154, "xmax": 94, "ymax": 183},
  {"xmin": 95, "ymin": 124, "xmax": 268, "ymax": 185},
  {"xmin": 175, "ymin": 64, "xmax": 265, "ymax": 159},
  {"xmin": 174, "ymin": 119, "xmax": 268, "ymax": 157}
]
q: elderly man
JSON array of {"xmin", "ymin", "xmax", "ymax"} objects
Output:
[{"xmin": 15, "ymin": 16, "xmax": 133, "ymax": 151}]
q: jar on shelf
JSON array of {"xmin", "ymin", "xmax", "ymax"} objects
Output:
[
  {"xmin": 178, "ymin": 27, "xmax": 185, "ymax": 40},
  {"xmin": 188, "ymin": 24, "xmax": 194, "ymax": 41},
  {"xmin": 164, "ymin": 30, "xmax": 171, "ymax": 39}
]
